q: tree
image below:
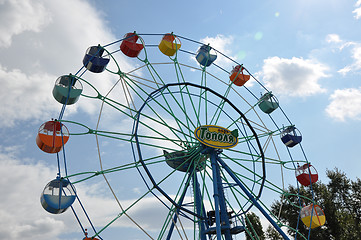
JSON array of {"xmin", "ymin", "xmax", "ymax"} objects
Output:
[
  {"xmin": 269, "ymin": 168, "xmax": 361, "ymax": 240},
  {"xmin": 245, "ymin": 212, "xmax": 265, "ymax": 240},
  {"xmin": 265, "ymin": 225, "xmax": 282, "ymax": 240}
]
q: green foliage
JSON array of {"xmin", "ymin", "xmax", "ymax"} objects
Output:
[
  {"xmin": 245, "ymin": 212, "xmax": 265, "ymax": 240},
  {"xmin": 270, "ymin": 168, "xmax": 361, "ymax": 240},
  {"xmin": 265, "ymin": 225, "xmax": 283, "ymax": 240}
]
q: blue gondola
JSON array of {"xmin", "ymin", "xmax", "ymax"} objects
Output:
[
  {"xmin": 196, "ymin": 44, "xmax": 217, "ymax": 67},
  {"xmin": 258, "ymin": 92, "xmax": 279, "ymax": 114},
  {"xmin": 281, "ymin": 126, "xmax": 302, "ymax": 147},
  {"xmin": 40, "ymin": 177, "xmax": 76, "ymax": 214},
  {"xmin": 82, "ymin": 45, "xmax": 110, "ymax": 73},
  {"xmin": 52, "ymin": 74, "xmax": 82, "ymax": 105}
]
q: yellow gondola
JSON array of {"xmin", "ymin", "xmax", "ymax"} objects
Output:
[
  {"xmin": 301, "ymin": 204, "xmax": 326, "ymax": 228},
  {"xmin": 158, "ymin": 33, "xmax": 181, "ymax": 56}
]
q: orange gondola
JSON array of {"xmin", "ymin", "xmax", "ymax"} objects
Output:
[
  {"xmin": 229, "ymin": 65, "xmax": 250, "ymax": 87},
  {"xmin": 36, "ymin": 120, "xmax": 69, "ymax": 153}
]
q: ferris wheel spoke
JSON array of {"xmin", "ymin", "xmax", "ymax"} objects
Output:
[
  {"xmin": 161, "ymin": 86, "xmax": 200, "ymax": 138},
  {"xmin": 221, "ymin": 156, "xmax": 285, "ymax": 200},
  {"xmin": 158, "ymin": 170, "xmax": 194, "ymax": 239},
  {"xmin": 172, "ymin": 64, "xmax": 204, "ymax": 131},
  {"xmin": 209, "ymin": 88, "xmax": 235, "ymax": 126},
  {"xmin": 95, "ymin": 187, "xmax": 159, "ymax": 239},
  {"xmin": 136, "ymin": 86, "xmax": 202, "ymax": 144},
  {"xmin": 144, "ymin": 61, "xmax": 201, "ymax": 138}
]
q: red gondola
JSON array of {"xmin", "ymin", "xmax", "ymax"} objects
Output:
[
  {"xmin": 120, "ymin": 32, "xmax": 144, "ymax": 58},
  {"xmin": 296, "ymin": 163, "xmax": 318, "ymax": 186},
  {"xmin": 83, "ymin": 229, "xmax": 100, "ymax": 240}
]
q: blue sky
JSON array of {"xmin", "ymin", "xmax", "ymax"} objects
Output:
[{"xmin": 1, "ymin": 0, "xmax": 361, "ymax": 239}]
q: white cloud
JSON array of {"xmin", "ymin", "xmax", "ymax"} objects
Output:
[
  {"xmin": 0, "ymin": 0, "xmax": 134, "ymax": 128},
  {"xmin": 200, "ymin": 34, "xmax": 234, "ymax": 56},
  {"xmin": 325, "ymin": 33, "xmax": 356, "ymax": 52},
  {"xmin": 325, "ymin": 34, "xmax": 361, "ymax": 75},
  {"xmin": 0, "ymin": 0, "xmax": 51, "ymax": 47},
  {"xmin": 0, "ymin": 65, "xmax": 59, "ymax": 127},
  {"xmin": 353, "ymin": 0, "xmax": 361, "ymax": 19},
  {"xmin": 349, "ymin": 44, "xmax": 361, "ymax": 69},
  {"xmin": 325, "ymin": 88, "xmax": 361, "ymax": 121},
  {"xmin": 337, "ymin": 44, "xmax": 361, "ymax": 74},
  {"xmin": 260, "ymin": 56, "xmax": 328, "ymax": 97},
  {"xmin": 325, "ymin": 34, "xmax": 342, "ymax": 44},
  {"xmin": 337, "ymin": 65, "xmax": 353, "ymax": 75},
  {"xmin": 0, "ymin": 147, "xmax": 68, "ymax": 240}
]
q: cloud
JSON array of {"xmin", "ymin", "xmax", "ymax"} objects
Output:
[
  {"xmin": 325, "ymin": 34, "xmax": 361, "ymax": 75},
  {"xmin": 0, "ymin": 147, "xmax": 68, "ymax": 240},
  {"xmin": 325, "ymin": 34, "xmax": 342, "ymax": 44},
  {"xmin": 0, "ymin": 65, "xmax": 59, "ymax": 127},
  {"xmin": 353, "ymin": 0, "xmax": 361, "ymax": 19},
  {"xmin": 325, "ymin": 33, "xmax": 355, "ymax": 52},
  {"xmin": 260, "ymin": 56, "xmax": 329, "ymax": 97},
  {"xmin": 0, "ymin": 0, "xmax": 51, "ymax": 47},
  {"xmin": 325, "ymin": 88, "xmax": 361, "ymax": 121},
  {"xmin": 0, "ymin": 0, "xmax": 134, "ymax": 128},
  {"xmin": 337, "ymin": 43, "xmax": 361, "ymax": 74}
]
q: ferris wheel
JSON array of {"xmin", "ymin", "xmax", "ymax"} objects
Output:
[{"xmin": 36, "ymin": 32, "xmax": 325, "ymax": 240}]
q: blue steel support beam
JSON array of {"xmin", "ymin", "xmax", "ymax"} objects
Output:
[
  {"xmin": 213, "ymin": 158, "xmax": 232, "ymax": 240},
  {"xmin": 216, "ymin": 156, "xmax": 290, "ymax": 240},
  {"xmin": 209, "ymin": 149, "xmax": 232, "ymax": 240},
  {"xmin": 210, "ymin": 150, "xmax": 223, "ymax": 240},
  {"xmin": 166, "ymin": 171, "xmax": 193, "ymax": 240},
  {"xmin": 192, "ymin": 172, "xmax": 208, "ymax": 240}
]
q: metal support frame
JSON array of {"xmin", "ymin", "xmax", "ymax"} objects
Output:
[{"xmin": 216, "ymin": 154, "xmax": 290, "ymax": 240}]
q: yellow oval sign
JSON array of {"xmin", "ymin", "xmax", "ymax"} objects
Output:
[{"xmin": 194, "ymin": 125, "xmax": 239, "ymax": 149}]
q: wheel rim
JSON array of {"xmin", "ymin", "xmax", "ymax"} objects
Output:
[{"xmin": 132, "ymin": 82, "xmax": 270, "ymax": 239}]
